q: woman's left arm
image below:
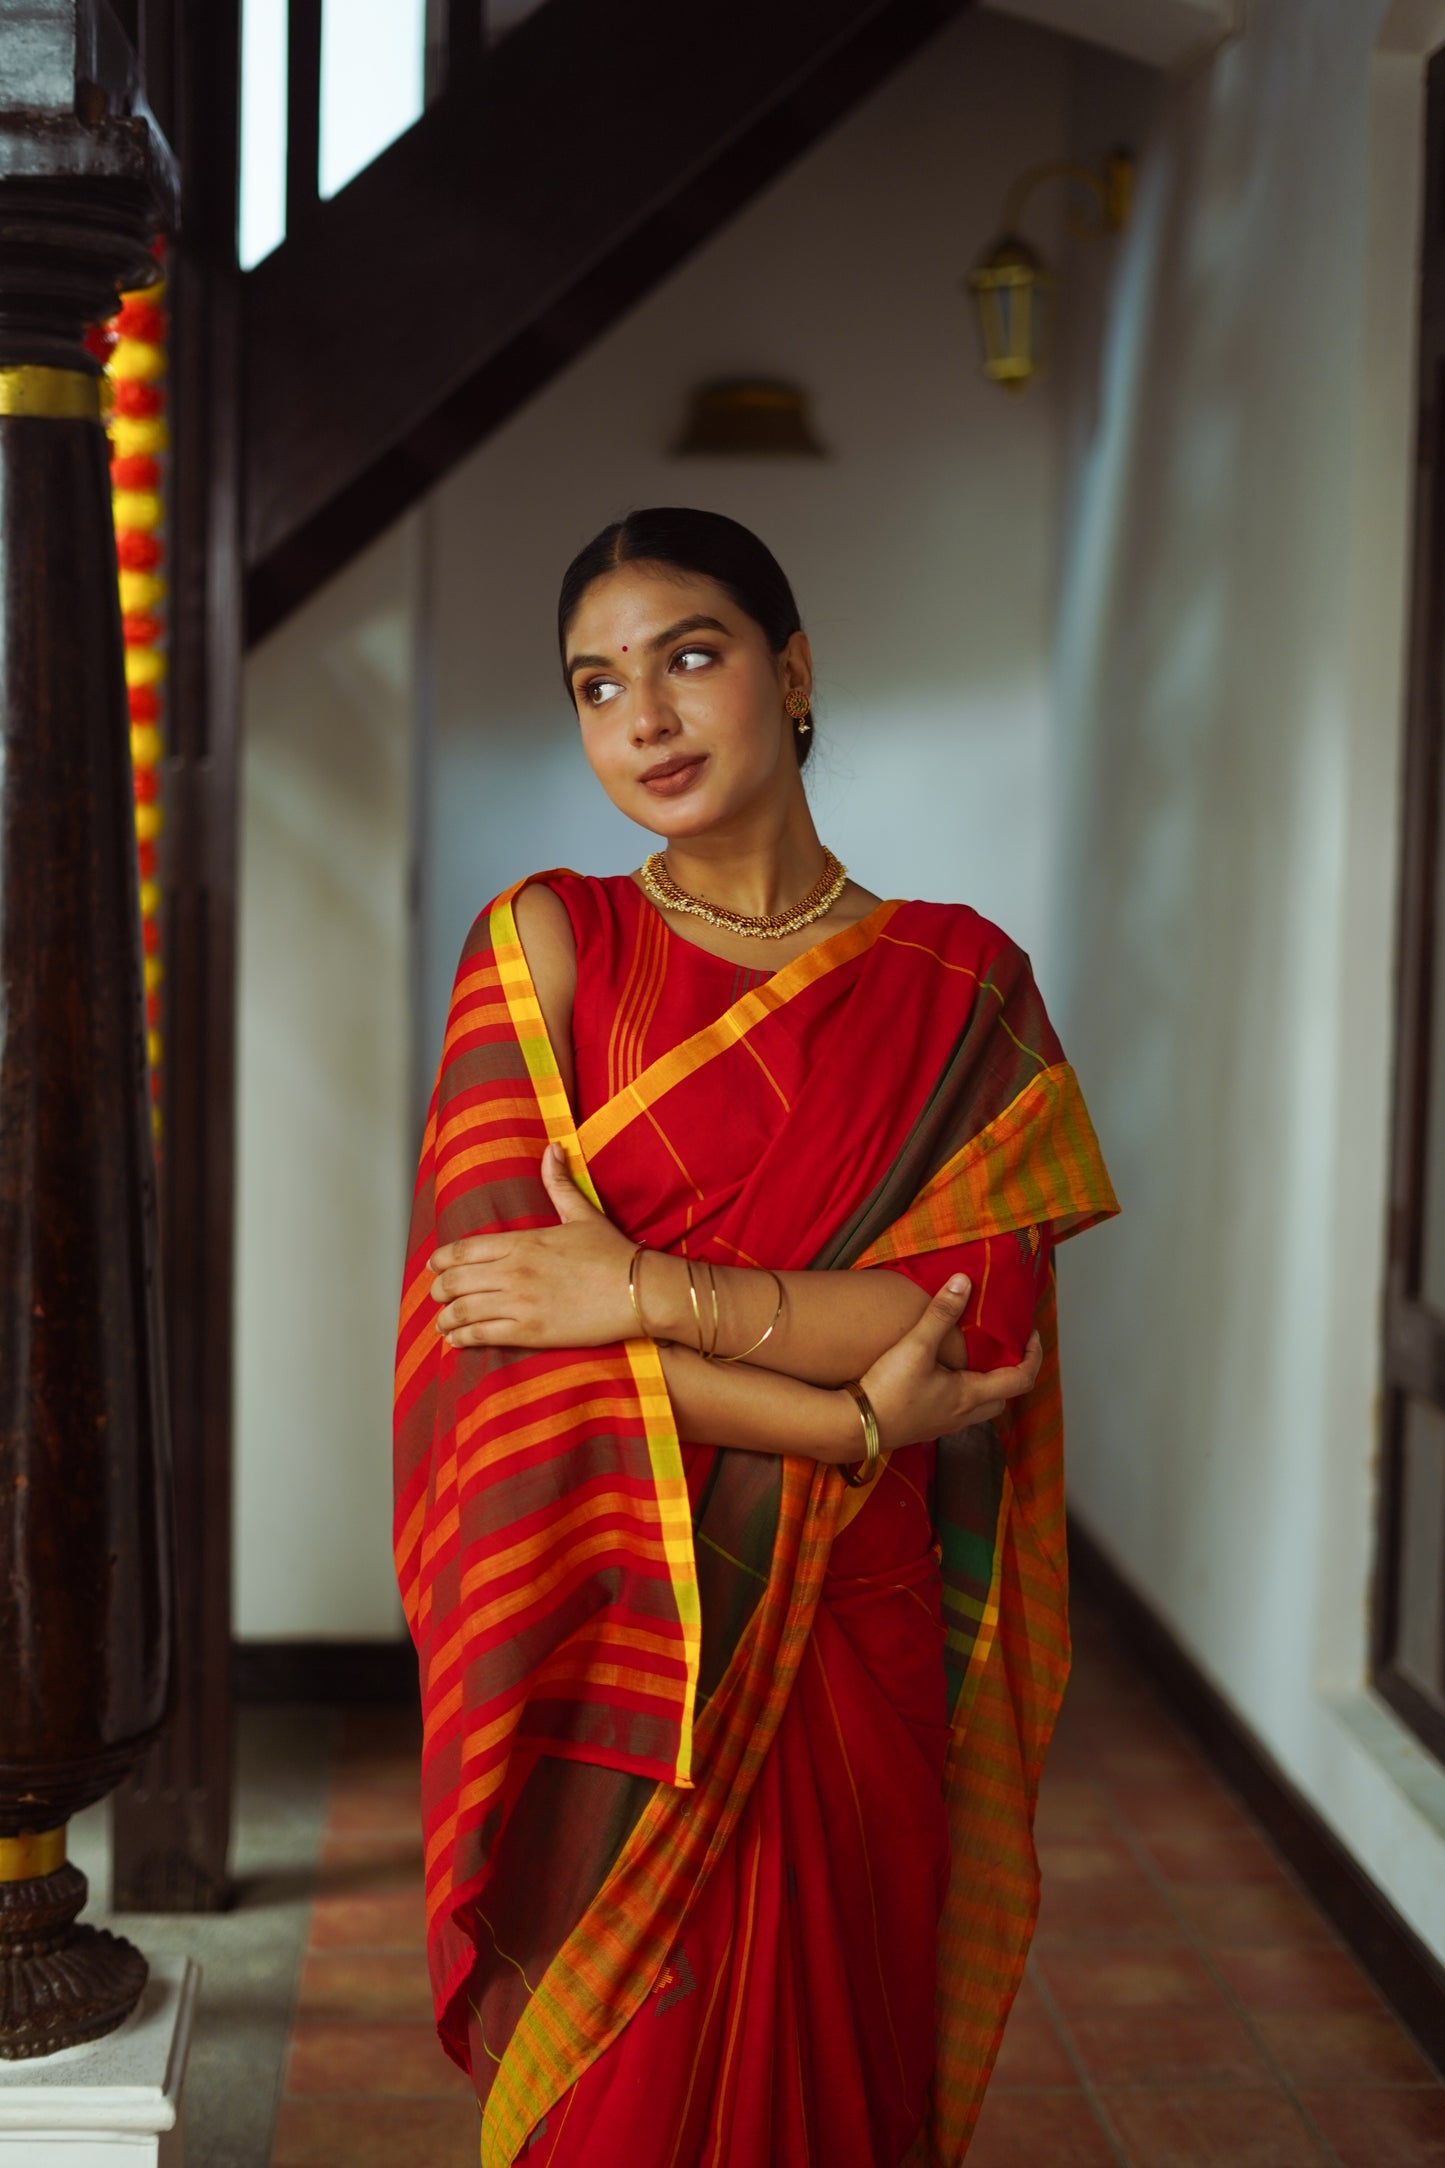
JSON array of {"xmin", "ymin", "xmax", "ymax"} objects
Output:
[{"xmin": 430, "ymin": 1146, "xmax": 1040, "ymax": 1387}]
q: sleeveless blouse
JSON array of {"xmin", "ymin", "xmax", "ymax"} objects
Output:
[{"xmin": 548, "ymin": 869, "xmax": 774, "ymax": 1120}]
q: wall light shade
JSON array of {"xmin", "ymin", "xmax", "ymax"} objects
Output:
[
  {"xmin": 673, "ymin": 380, "xmax": 827, "ymax": 456},
  {"xmin": 967, "ymin": 235, "xmax": 1054, "ymax": 395}
]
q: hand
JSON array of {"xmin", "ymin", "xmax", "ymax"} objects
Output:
[
  {"xmin": 853, "ymin": 1276, "xmax": 1042, "ymax": 1453},
  {"xmin": 429, "ymin": 1143, "xmax": 637, "ymax": 1349}
]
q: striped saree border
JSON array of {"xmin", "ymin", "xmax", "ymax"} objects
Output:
[
  {"xmin": 491, "ymin": 881, "xmax": 700, "ymax": 1783},
  {"xmin": 855, "ymin": 1062, "xmax": 1118, "ymax": 1266},
  {"xmin": 575, "ymin": 898, "xmax": 903, "ymax": 1160}
]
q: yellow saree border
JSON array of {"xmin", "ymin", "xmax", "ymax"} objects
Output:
[
  {"xmin": 489, "ymin": 880, "xmax": 700, "ymax": 1786},
  {"xmin": 576, "ymin": 896, "xmax": 904, "ymax": 1160}
]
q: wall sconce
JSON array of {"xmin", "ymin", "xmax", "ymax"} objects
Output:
[
  {"xmin": 967, "ymin": 148, "xmax": 1134, "ymax": 395},
  {"xmin": 672, "ymin": 379, "xmax": 827, "ymax": 456}
]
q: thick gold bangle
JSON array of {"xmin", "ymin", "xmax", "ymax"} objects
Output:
[
  {"xmin": 628, "ymin": 1243, "xmax": 651, "ymax": 1336},
  {"xmin": 714, "ymin": 1267, "xmax": 785, "ymax": 1365},
  {"xmin": 838, "ymin": 1379, "xmax": 882, "ymax": 1488}
]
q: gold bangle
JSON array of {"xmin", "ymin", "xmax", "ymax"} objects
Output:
[
  {"xmin": 703, "ymin": 1259, "xmax": 721, "ymax": 1360},
  {"xmin": 838, "ymin": 1379, "xmax": 882, "ymax": 1487},
  {"xmin": 628, "ymin": 1243, "xmax": 651, "ymax": 1337},
  {"xmin": 714, "ymin": 1267, "xmax": 785, "ymax": 1365},
  {"xmin": 685, "ymin": 1256, "xmax": 707, "ymax": 1356}
]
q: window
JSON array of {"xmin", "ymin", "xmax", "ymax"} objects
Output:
[{"xmin": 1374, "ymin": 45, "xmax": 1445, "ymax": 1761}]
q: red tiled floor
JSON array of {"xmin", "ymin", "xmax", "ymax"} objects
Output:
[
  {"xmin": 295, "ymin": 1949, "xmax": 435, "ymax": 2021},
  {"xmin": 966, "ymin": 2089, "xmax": 1121, "ymax": 2165},
  {"xmin": 271, "ymin": 2095, "xmax": 479, "ymax": 2167},
  {"xmin": 1211, "ymin": 1943, "xmax": 1385, "ymax": 2015},
  {"xmin": 989, "ymin": 1976, "xmax": 1078, "ymax": 2088},
  {"xmin": 1039, "ymin": 1944, "xmax": 1227, "ymax": 2013},
  {"xmin": 1101, "ymin": 2087, "xmax": 1332, "ymax": 2165},
  {"xmin": 267, "ymin": 1607, "xmax": 1445, "ymax": 2168},
  {"xmin": 1255, "ymin": 2011, "xmax": 1439, "ymax": 2088},
  {"xmin": 1068, "ymin": 2005, "xmax": 1271, "ymax": 2088},
  {"xmin": 286, "ymin": 2020, "xmax": 475, "ymax": 2096},
  {"xmin": 1301, "ymin": 2087, "xmax": 1445, "ymax": 2165}
]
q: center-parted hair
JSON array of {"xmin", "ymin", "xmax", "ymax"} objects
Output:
[{"xmin": 557, "ymin": 507, "xmax": 814, "ymax": 767}]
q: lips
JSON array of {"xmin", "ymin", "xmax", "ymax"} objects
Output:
[{"xmin": 639, "ymin": 754, "xmax": 707, "ymax": 797}]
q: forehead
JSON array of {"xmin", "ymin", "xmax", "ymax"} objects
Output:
[{"xmin": 566, "ymin": 563, "xmax": 740, "ymax": 652}]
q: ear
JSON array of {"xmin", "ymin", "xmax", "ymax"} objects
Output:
[{"xmin": 780, "ymin": 626, "xmax": 813, "ymax": 706}]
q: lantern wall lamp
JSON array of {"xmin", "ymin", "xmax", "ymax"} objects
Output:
[{"xmin": 968, "ymin": 148, "xmax": 1135, "ymax": 395}]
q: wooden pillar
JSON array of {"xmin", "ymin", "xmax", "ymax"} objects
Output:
[{"xmin": 0, "ymin": 3, "xmax": 178, "ymax": 2054}]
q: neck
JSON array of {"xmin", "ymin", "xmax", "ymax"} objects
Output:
[{"xmin": 659, "ymin": 793, "xmax": 826, "ymax": 919}]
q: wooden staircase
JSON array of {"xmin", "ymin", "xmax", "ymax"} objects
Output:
[{"xmin": 244, "ymin": 0, "xmax": 973, "ymax": 641}]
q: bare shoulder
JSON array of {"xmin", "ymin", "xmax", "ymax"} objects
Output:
[{"xmin": 512, "ymin": 881, "xmax": 577, "ymax": 1095}]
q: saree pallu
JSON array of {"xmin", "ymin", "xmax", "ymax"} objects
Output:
[{"xmin": 393, "ymin": 873, "xmax": 1117, "ymax": 2166}]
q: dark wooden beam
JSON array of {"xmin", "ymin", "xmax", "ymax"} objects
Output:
[
  {"xmin": 109, "ymin": 0, "xmax": 243, "ymax": 1913},
  {"xmin": 285, "ymin": 0, "xmax": 322, "ymax": 233},
  {"xmin": 244, "ymin": 0, "xmax": 972, "ymax": 643},
  {"xmin": 425, "ymin": 0, "xmax": 484, "ymax": 101}
]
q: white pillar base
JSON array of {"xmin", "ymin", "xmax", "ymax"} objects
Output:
[{"xmin": 0, "ymin": 1957, "xmax": 199, "ymax": 2166}]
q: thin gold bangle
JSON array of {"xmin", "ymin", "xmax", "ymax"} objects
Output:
[
  {"xmin": 685, "ymin": 1256, "xmax": 707, "ymax": 1357},
  {"xmin": 628, "ymin": 1243, "xmax": 651, "ymax": 1337},
  {"xmin": 703, "ymin": 1259, "xmax": 721, "ymax": 1360},
  {"xmin": 838, "ymin": 1379, "xmax": 883, "ymax": 1487},
  {"xmin": 714, "ymin": 1268, "xmax": 785, "ymax": 1365}
]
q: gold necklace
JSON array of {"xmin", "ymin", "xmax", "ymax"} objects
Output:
[{"xmin": 640, "ymin": 847, "xmax": 849, "ymax": 938}]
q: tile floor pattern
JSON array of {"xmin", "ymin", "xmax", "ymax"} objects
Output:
[{"xmin": 268, "ymin": 1605, "xmax": 1445, "ymax": 2167}]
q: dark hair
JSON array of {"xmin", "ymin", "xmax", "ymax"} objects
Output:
[{"xmin": 557, "ymin": 507, "xmax": 814, "ymax": 767}]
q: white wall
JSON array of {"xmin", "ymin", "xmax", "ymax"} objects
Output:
[
  {"xmin": 1053, "ymin": 0, "xmax": 1445, "ymax": 1957},
  {"xmin": 421, "ymin": 9, "xmax": 1114, "ymax": 1068},
  {"xmin": 234, "ymin": 516, "xmax": 419, "ymax": 1639}
]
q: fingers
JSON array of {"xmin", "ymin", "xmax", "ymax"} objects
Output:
[
  {"xmin": 907, "ymin": 1275, "xmax": 973, "ymax": 1362},
  {"xmin": 964, "ymin": 1330, "xmax": 1044, "ymax": 1411},
  {"xmin": 539, "ymin": 1140, "xmax": 601, "ymax": 1224},
  {"xmin": 428, "ymin": 1235, "xmax": 505, "ymax": 1274},
  {"xmin": 437, "ymin": 1316, "xmax": 524, "ymax": 1350}
]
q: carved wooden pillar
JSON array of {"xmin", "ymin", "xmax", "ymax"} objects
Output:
[{"xmin": 0, "ymin": 1, "xmax": 178, "ymax": 2056}]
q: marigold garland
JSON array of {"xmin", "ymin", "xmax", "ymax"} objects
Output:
[{"xmin": 89, "ymin": 238, "xmax": 169, "ymax": 1146}]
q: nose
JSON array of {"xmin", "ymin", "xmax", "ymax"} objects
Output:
[{"xmin": 630, "ymin": 684, "xmax": 679, "ymax": 745}]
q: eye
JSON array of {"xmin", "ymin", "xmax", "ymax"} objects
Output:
[
  {"xmin": 580, "ymin": 676, "xmax": 622, "ymax": 708},
  {"xmin": 671, "ymin": 645, "xmax": 716, "ymax": 674}
]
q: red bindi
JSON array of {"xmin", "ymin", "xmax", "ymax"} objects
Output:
[{"xmin": 621, "ymin": 644, "xmax": 628, "ymax": 652}]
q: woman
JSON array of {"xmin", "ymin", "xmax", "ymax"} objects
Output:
[{"xmin": 394, "ymin": 508, "xmax": 1116, "ymax": 2168}]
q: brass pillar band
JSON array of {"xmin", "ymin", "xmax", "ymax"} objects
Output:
[
  {"xmin": 0, "ymin": 366, "xmax": 102, "ymax": 420},
  {"xmin": 0, "ymin": 1826, "xmax": 67, "ymax": 1882}
]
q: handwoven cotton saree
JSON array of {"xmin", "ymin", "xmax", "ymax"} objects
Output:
[{"xmin": 394, "ymin": 872, "xmax": 1116, "ymax": 2166}]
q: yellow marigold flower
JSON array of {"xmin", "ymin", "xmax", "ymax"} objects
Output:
[
  {"xmin": 109, "ymin": 340, "xmax": 165, "ymax": 384},
  {"xmin": 130, "ymin": 724, "xmax": 163, "ymax": 770},
  {"xmin": 119, "ymin": 570, "xmax": 167, "ymax": 614},
  {"xmin": 144, "ymin": 955, "xmax": 164, "ymax": 993},
  {"xmin": 135, "ymin": 802, "xmax": 163, "ymax": 843},
  {"xmin": 147, "ymin": 1030, "xmax": 162, "ymax": 1069},
  {"xmin": 110, "ymin": 416, "xmax": 169, "ymax": 459},
  {"xmin": 112, "ymin": 488, "xmax": 162, "ymax": 533},
  {"xmin": 140, "ymin": 878, "xmax": 161, "ymax": 917},
  {"xmin": 124, "ymin": 646, "xmax": 166, "ymax": 689}
]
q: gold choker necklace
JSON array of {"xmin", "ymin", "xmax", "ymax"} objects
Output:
[{"xmin": 640, "ymin": 848, "xmax": 849, "ymax": 938}]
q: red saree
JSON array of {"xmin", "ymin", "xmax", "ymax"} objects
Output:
[{"xmin": 393, "ymin": 872, "xmax": 1116, "ymax": 2167}]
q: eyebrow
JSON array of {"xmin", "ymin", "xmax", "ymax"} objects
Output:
[{"xmin": 566, "ymin": 614, "xmax": 732, "ymax": 680}]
